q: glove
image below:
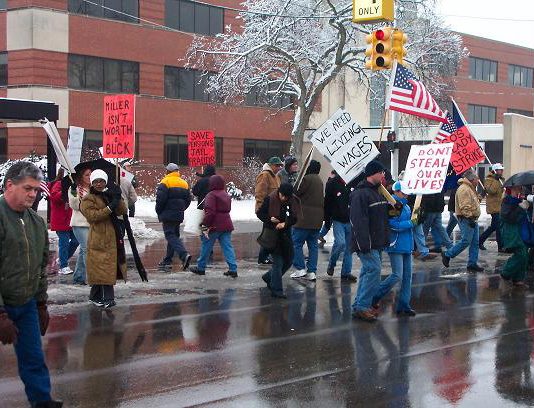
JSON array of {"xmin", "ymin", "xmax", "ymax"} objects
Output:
[
  {"xmin": 527, "ymin": 195, "xmax": 534, "ymax": 203},
  {"xmin": 70, "ymin": 183, "xmax": 77, "ymax": 196},
  {"xmin": 108, "ymin": 197, "xmax": 120, "ymax": 212},
  {"xmin": 468, "ymin": 219, "xmax": 477, "ymax": 228},
  {"xmin": 0, "ymin": 310, "xmax": 18, "ymax": 345},
  {"xmin": 519, "ymin": 200, "xmax": 530, "ymax": 210},
  {"xmin": 36, "ymin": 302, "xmax": 49, "ymax": 336}
]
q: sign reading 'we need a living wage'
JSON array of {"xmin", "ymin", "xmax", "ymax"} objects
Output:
[{"xmin": 307, "ymin": 108, "xmax": 379, "ymax": 184}]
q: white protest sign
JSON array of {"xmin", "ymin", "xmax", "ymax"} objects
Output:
[
  {"xmin": 67, "ymin": 126, "xmax": 84, "ymax": 167},
  {"xmin": 41, "ymin": 120, "xmax": 75, "ymax": 174},
  {"xmin": 403, "ymin": 143, "xmax": 454, "ymax": 194},
  {"xmin": 97, "ymin": 147, "xmax": 134, "ymax": 183},
  {"xmin": 307, "ymin": 108, "xmax": 379, "ymax": 183}
]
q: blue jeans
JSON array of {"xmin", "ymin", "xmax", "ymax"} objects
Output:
[
  {"xmin": 197, "ymin": 231, "xmax": 237, "ymax": 272},
  {"xmin": 352, "ymin": 250, "xmax": 382, "ymax": 312},
  {"xmin": 479, "ymin": 213, "xmax": 502, "ymax": 249},
  {"xmin": 162, "ymin": 222, "xmax": 188, "ymax": 262},
  {"xmin": 72, "ymin": 226, "xmax": 88, "ymax": 283},
  {"xmin": 372, "ymin": 253, "xmax": 413, "ymax": 312},
  {"xmin": 56, "ymin": 230, "xmax": 79, "ymax": 268},
  {"xmin": 292, "ymin": 228, "xmax": 320, "ymax": 273},
  {"xmin": 329, "ymin": 221, "xmax": 353, "ymax": 276},
  {"xmin": 423, "ymin": 212, "xmax": 452, "ymax": 250},
  {"xmin": 446, "ymin": 211, "xmax": 458, "ymax": 237},
  {"xmin": 444, "ymin": 218, "xmax": 479, "ymax": 266},
  {"xmin": 4, "ymin": 299, "xmax": 52, "ymax": 403},
  {"xmin": 413, "ymin": 223, "xmax": 429, "ymax": 256}
]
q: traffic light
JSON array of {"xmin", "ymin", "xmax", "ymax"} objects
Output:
[
  {"xmin": 391, "ymin": 29, "xmax": 407, "ymax": 66},
  {"xmin": 365, "ymin": 27, "xmax": 393, "ymax": 71}
]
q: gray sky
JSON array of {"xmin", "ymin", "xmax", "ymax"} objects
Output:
[{"xmin": 437, "ymin": 0, "xmax": 534, "ymax": 49}]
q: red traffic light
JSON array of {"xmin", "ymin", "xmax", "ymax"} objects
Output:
[{"xmin": 375, "ymin": 29, "xmax": 385, "ymax": 40}]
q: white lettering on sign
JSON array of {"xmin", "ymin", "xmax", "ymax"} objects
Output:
[{"xmin": 403, "ymin": 143, "xmax": 454, "ymax": 194}]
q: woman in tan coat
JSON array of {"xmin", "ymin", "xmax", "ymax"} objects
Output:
[{"xmin": 81, "ymin": 170, "xmax": 127, "ymax": 308}]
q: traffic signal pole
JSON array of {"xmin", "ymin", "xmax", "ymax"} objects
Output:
[{"xmin": 390, "ymin": 14, "xmax": 399, "ymax": 179}]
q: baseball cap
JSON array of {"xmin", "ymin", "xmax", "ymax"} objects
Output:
[
  {"xmin": 492, "ymin": 163, "xmax": 504, "ymax": 171},
  {"xmin": 166, "ymin": 163, "xmax": 179, "ymax": 171},
  {"xmin": 267, "ymin": 157, "xmax": 283, "ymax": 165}
]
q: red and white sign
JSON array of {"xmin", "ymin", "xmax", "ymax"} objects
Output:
[
  {"xmin": 403, "ymin": 143, "xmax": 454, "ymax": 194},
  {"xmin": 102, "ymin": 94, "xmax": 135, "ymax": 159},
  {"xmin": 188, "ymin": 130, "xmax": 215, "ymax": 167}
]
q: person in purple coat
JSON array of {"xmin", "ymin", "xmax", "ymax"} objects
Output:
[{"xmin": 189, "ymin": 175, "xmax": 238, "ymax": 277}]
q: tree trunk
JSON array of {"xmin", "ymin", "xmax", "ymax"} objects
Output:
[{"xmin": 291, "ymin": 106, "xmax": 312, "ymax": 162}]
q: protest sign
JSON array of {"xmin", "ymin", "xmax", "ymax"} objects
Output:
[
  {"xmin": 41, "ymin": 120, "xmax": 75, "ymax": 174},
  {"xmin": 67, "ymin": 126, "xmax": 84, "ymax": 167},
  {"xmin": 307, "ymin": 108, "xmax": 379, "ymax": 183},
  {"xmin": 188, "ymin": 130, "xmax": 215, "ymax": 167},
  {"xmin": 403, "ymin": 143, "xmax": 454, "ymax": 194},
  {"xmin": 102, "ymin": 94, "xmax": 135, "ymax": 159}
]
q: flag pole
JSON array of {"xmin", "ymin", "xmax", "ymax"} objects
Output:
[{"xmin": 377, "ymin": 109, "xmax": 388, "ymax": 149}]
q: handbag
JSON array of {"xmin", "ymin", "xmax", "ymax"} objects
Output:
[
  {"xmin": 183, "ymin": 198, "xmax": 205, "ymax": 235},
  {"xmin": 520, "ymin": 214, "xmax": 534, "ymax": 248},
  {"xmin": 257, "ymin": 226, "xmax": 278, "ymax": 251}
]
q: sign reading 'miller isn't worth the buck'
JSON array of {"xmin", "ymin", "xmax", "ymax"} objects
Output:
[
  {"xmin": 307, "ymin": 108, "xmax": 379, "ymax": 183},
  {"xmin": 102, "ymin": 94, "xmax": 135, "ymax": 159}
]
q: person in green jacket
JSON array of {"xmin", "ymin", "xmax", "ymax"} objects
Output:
[
  {"xmin": 0, "ymin": 161, "xmax": 62, "ymax": 407},
  {"xmin": 500, "ymin": 185, "xmax": 530, "ymax": 287}
]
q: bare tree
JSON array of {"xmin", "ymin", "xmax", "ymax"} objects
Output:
[{"xmin": 187, "ymin": 0, "xmax": 467, "ymax": 158}]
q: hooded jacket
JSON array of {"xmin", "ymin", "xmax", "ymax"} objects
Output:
[
  {"xmin": 350, "ymin": 179, "xmax": 390, "ymax": 253},
  {"xmin": 255, "ymin": 163, "xmax": 281, "ymax": 212},
  {"xmin": 49, "ymin": 179, "xmax": 73, "ymax": 231},
  {"xmin": 192, "ymin": 165, "xmax": 216, "ymax": 210},
  {"xmin": 324, "ymin": 175, "xmax": 356, "ymax": 223},
  {"xmin": 155, "ymin": 171, "xmax": 191, "ymax": 223},
  {"xmin": 386, "ymin": 195, "xmax": 414, "ymax": 254},
  {"xmin": 500, "ymin": 195, "xmax": 527, "ymax": 250},
  {"xmin": 484, "ymin": 171, "xmax": 504, "ymax": 214},
  {"xmin": 203, "ymin": 175, "xmax": 234, "ymax": 232},
  {"xmin": 294, "ymin": 162, "xmax": 324, "ymax": 230},
  {"xmin": 455, "ymin": 178, "xmax": 481, "ymax": 220}
]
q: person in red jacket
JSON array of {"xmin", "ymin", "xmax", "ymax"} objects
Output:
[
  {"xmin": 190, "ymin": 175, "xmax": 238, "ymax": 277},
  {"xmin": 48, "ymin": 169, "xmax": 78, "ymax": 275}
]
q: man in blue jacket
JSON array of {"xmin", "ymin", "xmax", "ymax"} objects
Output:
[{"xmin": 156, "ymin": 163, "xmax": 192, "ymax": 271}]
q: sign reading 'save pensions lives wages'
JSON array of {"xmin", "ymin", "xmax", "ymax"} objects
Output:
[
  {"xmin": 307, "ymin": 108, "xmax": 379, "ymax": 183},
  {"xmin": 403, "ymin": 143, "xmax": 454, "ymax": 194}
]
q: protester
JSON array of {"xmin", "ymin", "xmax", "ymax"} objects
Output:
[
  {"xmin": 371, "ymin": 181, "xmax": 416, "ymax": 317},
  {"xmin": 289, "ymin": 160, "xmax": 324, "ymax": 282},
  {"xmin": 156, "ymin": 163, "xmax": 192, "ymax": 271},
  {"xmin": 255, "ymin": 156, "xmax": 283, "ymax": 264},
  {"xmin": 318, "ymin": 170, "xmax": 337, "ymax": 248},
  {"xmin": 324, "ymin": 170, "xmax": 357, "ymax": 281},
  {"xmin": 190, "ymin": 175, "xmax": 238, "ymax": 278},
  {"xmin": 277, "ymin": 156, "xmax": 298, "ymax": 185},
  {"xmin": 351, "ymin": 160, "xmax": 390, "ymax": 322},
  {"xmin": 444, "ymin": 171, "xmax": 462, "ymax": 238},
  {"xmin": 479, "ymin": 163, "xmax": 505, "ymax": 251},
  {"xmin": 123, "ymin": 162, "xmax": 138, "ymax": 217},
  {"xmin": 0, "ymin": 161, "xmax": 63, "ymax": 407},
  {"xmin": 68, "ymin": 168, "xmax": 91, "ymax": 285},
  {"xmin": 192, "ymin": 165, "xmax": 216, "ymax": 209},
  {"xmin": 442, "ymin": 169, "xmax": 484, "ymax": 272},
  {"xmin": 120, "ymin": 176, "xmax": 137, "ymax": 218},
  {"xmin": 257, "ymin": 183, "xmax": 300, "ymax": 298},
  {"xmin": 500, "ymin": 186, "xmax": 530, "ymax": 287},
  {"xmin": 408, "ymin": 195, "xmax": 437, "ymax": 261},
  {"xmin": 421, "ymin": 192, "xmax": 453, "ymax": 253},
  {"xmin": 81, "ymin": 170, "xmax": 127, "ymax": 308},
  {"xmin": 48, "ymin": 168, "xmax": 79, "ymax": 275}
]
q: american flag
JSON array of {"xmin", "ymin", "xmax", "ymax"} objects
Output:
[
  {"xmin": 434, "ymin": 112, "xmax": 456, "ymax": 142},
  {"xmin": 386, "ymin": 61, "xmax": 448, "ymax": 123},
  {"xmin": 39, "ymin": 180, "xmax": 50, "ymax": 197}
]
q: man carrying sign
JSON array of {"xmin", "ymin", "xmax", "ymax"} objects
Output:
[{"xmin": 442, "ymin": 169, "xmax": 484, "ymax": 272}]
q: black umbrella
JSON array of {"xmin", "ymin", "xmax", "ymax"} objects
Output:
[
  {"xmin": 503, "ymin": 170, "xmax": 534, "ymax": 187},
  {"xmin": 74, "ymin": 158, "xmax": 118, "ymax": 183}
]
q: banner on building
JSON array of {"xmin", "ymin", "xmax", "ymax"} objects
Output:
[
  {"xmin": 67, "ymin": 126, "xmax": 84, "ymax": 167},
  {"xmin": 102, "ymin": 94, "xmax": 135, "ymax": 159},
  {"xmin": 188, "ymin": 130, "xmax": 215, "ymax": 167},
  {"xmin": 403, "ymin": 143, "xmax": 454, "ymax": 194},
  {"xmin": 307, "ymin": 108, "xmax": 379, "ymax": 183},
  {"xmin": 41, "ymin": 119, "xmax": 75, "ymax": 174}
]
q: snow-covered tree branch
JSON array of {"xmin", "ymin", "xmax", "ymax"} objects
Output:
[{"xmin": 187, "ymin": 0, "xmax": 467, "ymax": 158}]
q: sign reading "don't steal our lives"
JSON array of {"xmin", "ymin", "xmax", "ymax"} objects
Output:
[{"xmin": 307, "ymin": 108, "xmax": 379, "ymax": 184}]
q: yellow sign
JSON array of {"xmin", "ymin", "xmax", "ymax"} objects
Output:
[{"xmin": 352, "ymin": 0, "xmax": 394, "ymax": 23}]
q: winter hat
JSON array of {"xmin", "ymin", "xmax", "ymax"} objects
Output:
[
  {"xmin": 267, "ymin": 156, "xmax": 283, "ymax": 165},
  {"xmin": 392, "ymin": 180, "xmax": 408, "ymax": 193},
  {"xmin": 364, "ymin": 160, "xmax": 386, "ymax": 177},
  {"xmin": 463, "ymin": 169, "xmax": 477, "ymax": 181},
  {"xmin": 284, "ymin": 156, "xmax": 298, "ymax": 172},
  {"xmin": 306, "ymin": 160, "xmax": 321, "ymax": 175},
  {"xmin": 166, "ymin": 163, "xmax": 179, "ymax": 171},
  {"xmin": 492, "ymin": 163, "xmax": 504, "ymax": 171},
  {"xmin": 90, "ymin": 169, "xmax": 108, "ymax": 185},
  {"xmin": 278, "ymin": 182, "xmax": 294, "ymax": 197}
]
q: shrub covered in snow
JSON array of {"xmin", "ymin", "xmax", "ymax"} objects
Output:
[
  {"xmin": 226, "ymin": 182, "xmax": 243, "ymax": 200},
  {"xmin": 0, "ymin": 152, "xmax": 48, "ymax": 191}
]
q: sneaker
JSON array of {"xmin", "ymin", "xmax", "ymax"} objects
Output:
[
  {"xmin": 419, "ymin": 253, "xmax": 437, "ymax": 261},
  {"xmin": 261, "ymin": 274, "xmax": 271, "ymax": 290},
  {"xmin": 318, "ymin": 237, "xmax": 326, "ymax": 249},
  {"xmin": 189, "ymin": 266, "xmax": 205, "ymax": 275},
  {"xmin": 326, "ymin": 266, "xmax": 334, "ymax": 276},
  {"xmin": 441, "ymin": 253, "xmax": 450, "ymax": 268},
  {"xmin": 304, "ymin": 272, "xmax": 317, "ymax": 281},
  {"xmin": 90, "ymin": 300, "xmax": 104, "ymax": 307},
  {"xmin": 58, "ymin": 267, "xmax": 74, "ymax": 275},
  {"xmin": 258, "ymin": 259, "xmax": 273, "ymax": 265},
  {"xmin": 352, "ymin": 309, "xmax": 377, "ymax": 322},
  {"xmin": 158, "ymin": 260, "xmax": 172, "ymax": 271},
  {"xmin": 224, "ymin": 271, "xmax": 238, "ymax": 278},
  {"xmin": 479, "ymin": 243, "xmax": 487, "ymax": 250},
  {"xmin": 290, "ymin": 269, "xmax": 307, "ymax": 279},
  {"xmin": 467, "ymin": 264, "xmax": 484, "ymax": 272},
  {"xmin": 103, "ymin": 300, "xmax": 116, "ymax": 309},
  {"xmin": 340, "ymin": 274, "xmax": 358, "ymax": 283},
  {"xmin": 397, "ymin": 309, "xmax": 417, "ymax": 317},
  {"xmin": 181, "ymin": 254, "xmax": 192, "ymax": 271}
]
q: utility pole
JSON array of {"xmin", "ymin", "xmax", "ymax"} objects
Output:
[{"xmin": 390, "ymin": 8, "xmax": 399, "ymax": 178}]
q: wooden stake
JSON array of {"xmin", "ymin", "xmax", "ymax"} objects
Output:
[
  {"xmin": 377, "ymin": 109, "xmax": 388, "ymax": 149},
  {"xmin": 378, "ymin": 184, "xmax": 396, "ymax": 205}
]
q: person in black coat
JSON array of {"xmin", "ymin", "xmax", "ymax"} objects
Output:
[
  {"xmin": 192, "ymin": 165, "xmax": 216, "ymax": 210},
  {"xmin": 421, "ymin": 192, "xmax": 453, "ymax": 253}
]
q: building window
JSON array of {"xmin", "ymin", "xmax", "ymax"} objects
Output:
[
  {"xmin": 0, "ymin": 128, "xmax": 7, "ymax": 161},
  {"xmin": 0, "ymin": 52, "xmax": 7, "ymax": 86},
  {"xmin": 164, "ymin": 66, "xmax": 218, "ymax": 102},
  {"xmin": 68, "ymin": 0, "xmax": 139, "ymax": 23},
  {"xmin": 468, "ymin": 57, "xmax": 497, "ymax": 82},
  {"xmin": 244, "ymin": 139, "xmax": 290, "ymax": 163},
  {"xmin": 468, "ymin": 104, "xmax": 496, "ymax": 124},
  {"xmin": 165, "ymin": 0, "xmax": 223, "ymax": 36},
  {"xmin": 508, "ymin": 64, "xmax": 533, "ymax": 88},
  {"xmin": 165, "ymin": 135, "xmax": 223, "ymax": 166},
  {"xmin": 68, "ymin": 55, "xmax": 139, "ymax": 93},
  {"xmin": 245, "ymin": 84, "xmax": 292, "ymax": 109},
  {"xmin": 0, "ymin": 0, "xmax": 5, "ymax": 10},
  {"xmin": 507, "ymin": 108, "xmax": 533, "ymax": 117}
]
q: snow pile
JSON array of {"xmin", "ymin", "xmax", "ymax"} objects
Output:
[{"xmin": 128, "ymin": 217, "xmax": 161, "ymax": 239}]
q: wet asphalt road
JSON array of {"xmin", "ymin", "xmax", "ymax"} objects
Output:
[{"xmin": 2, "ymin": 222, "xmax": 534, "ymax": 407}]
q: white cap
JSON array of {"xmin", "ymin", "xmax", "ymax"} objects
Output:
[
  {"xmin": 492, "ymin": 163, "xmax": 504, "ymax": 171},
  {"xmin": 166, "ymin": 163, "xmax": 179, "ymax": 171},
  {"xmin": 90, "ymin": 169, "xmax": 108, "ymax": 185},
  {"xmin": 392, "ymin": 180, "xmax": 408, "ymax": 193}
]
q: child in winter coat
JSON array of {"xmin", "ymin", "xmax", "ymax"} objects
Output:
[{"xmin": 372, "ymin": 181, "xmax": 416, "ymax": 317}]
